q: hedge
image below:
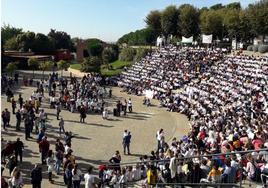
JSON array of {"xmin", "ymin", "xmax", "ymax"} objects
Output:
[
  {"xmin": 253, "ymin": 45, "xmax": 259, "ymax": 52},
  {"xmin": 258, "ymin": 45, "xmax": 268, "ymax": 53},
  {"xmin": 247, "ymin": 45, "xmax": 253, "ymax": 51}
]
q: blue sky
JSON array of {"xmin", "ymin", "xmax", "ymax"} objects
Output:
[{"xmin": 2, "ymin": 0, "xmax": 256, "ymax": 42}]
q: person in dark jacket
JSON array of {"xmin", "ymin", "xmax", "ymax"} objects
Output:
[
  {"xmin": 31, "ymin": 164, "xmax": 42, "ymax": 188},
  {"xmin": 15, "ymin": 110, "xmax": 21, "ymax": 131},
  {"xmin": 123, "ymin": 132, "xmax": 131, "ymax": 155},
  {"xmin": 14, "ymin": 138, "xmax": 24, "ymax": 163},
  {"xmin": 79, "ymin": 105, "xmax": 86, "ymax": 123}
]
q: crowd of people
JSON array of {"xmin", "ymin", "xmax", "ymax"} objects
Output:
[
  {"xmin": 118, "ymin": 45, "xmax": 225, "ymax": 96},
  {"xmin": 1, "ymin": 44, "xmax": 268, "ymax": 187},
  {"xmin": 116, "ymin": 46, "xmax": 268, "ymax": 186}
]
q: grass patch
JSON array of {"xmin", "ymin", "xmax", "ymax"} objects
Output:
[
  {"xmin": 110, "ymin": 60, "xmax": 132, "ymax": 69},
  {"xmin": 101, "ymin": 60, "xmax": 132, "ymax": 77},
  {"xmin": 70, "ymin": 60, "xmax": 132, "ymax": 77},
  {"xmin": 70, "ymin": 63, "xmax": 81, "ymax": 70}
]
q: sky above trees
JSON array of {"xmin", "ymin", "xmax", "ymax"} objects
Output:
[{"xmin": 2, "ymin": 0, "xmax": 257, "ymax": 42}]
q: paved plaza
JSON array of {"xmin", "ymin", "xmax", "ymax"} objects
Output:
[{"xmin": 1, "ymin": 71, "xmax": 189, "ymax": 187}]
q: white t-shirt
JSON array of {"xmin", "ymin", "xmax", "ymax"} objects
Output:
[{"xmin": 84, "ymin": 173, "xmax": 95, "ymax": 188}]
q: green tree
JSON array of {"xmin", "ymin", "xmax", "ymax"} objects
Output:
[
  {"xmin": 226, "ymin": 2, "xmax": 241, "ymax": 10},
  {"xmin": 4, "ymin": 37, "xmax": 19, "ymax": 50},
  {"xmin": 48, "ymin": 29, "xmax": 74, "ymax": 51},
  {"xmin": 27, "ymin": 58, "xmax": 39, "ymax": 78},
  {"xmin": 135, "ymin": 48, "xmax": 151, "ymax": 62},
  {"xmin": 161, "ymin": 6, "xmax": 179, "ymax": 36},
  {"xmin": 33, "ymin": 33, "xmax": 55, "ymax": 53},
  {"xmin": 81, "ymin": 56, "xmax": 102, "ymax": 72},
  {"xmin": 178, "ymin": 4, "xmax": 200, "ymax": 38},
  {"xmin": 210, "ymin": 3, "xmax": 223, "ymax": 10},
  {"xmin": 119, "ymin": 48, "xmax": 136, "ymax": 62},
  {"xmin": 57, "ymin": 60, "xmax": 70, "ymax": 76},
  {"xmin": 144, "ymin": 10, "xmax": 162, "ymax": 38},
  {"xmin": 39, "ymin": 61, "xmax": 54, "ymax": 79},
  {"xmin": 200, "ymin": 10, "xmax": 223, "ymax": 39},
  {"xmin": 223, "ymin": 9, "xmax": 240, "ymax": 39},
  {"xmin": 246, "ymin": 0, "xmax": 268, "ymax": 39},
  {"xmin": 85, "ymin": 38, "xmax": 104, "ymax": 56},
  {"xmin": 1, "ymin": 24, "xmax": 23, "ymax": 50},
  {"xmin": 5, "ymin": 62, "xmax": 18, "ymax": 76},
  {"xmin": 16, "ymin": 32, "xmax": 36, "ymax": 52},
  {"xmin": 102, "ymin": 47, "xmax": 115, "ymax": 68}
]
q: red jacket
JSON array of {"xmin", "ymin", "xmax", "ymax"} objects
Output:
[{"xmin": 39, "ymin": 140, "xmax": 50, "ymax": 153}]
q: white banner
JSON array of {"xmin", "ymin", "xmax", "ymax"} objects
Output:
[
  {"xmin": 202, "ymin": 34, "xmax": 213, "ymax": 44},
  {"xmin": 182, "ymin": 36, "xmax": 193, "ymax": 43}
]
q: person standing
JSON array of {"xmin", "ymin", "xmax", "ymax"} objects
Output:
[
  {"xmin": 59, "ymin": 118, "xmax": 65, "ymax": 136},
  {"xmin": 24, "ymin": 114, "xmax": 31, "ymax": 140},
  {"xmin": 15, "ymin": 110, "xmax": 21, "ymax": 131},
  {"xmin": 14, "ymin": 138, "xmax": 24, "ymax": 163},
  {"xmin": 79, "ymin": 105, "xmax": 86, "ymax": 123},
  {"xmin": 2, "ymin": 110, "xmax": 7, "ymax": 130},
  {"xmin": 65, "ymin": 163, "xmax": 73, "ymax": 188},
  {"xmin": 84, "ymin": 166, "xmax": 97, "ymax": 188},
  {"xmin": 123, "ymin": 132, "xmax": 131, "ymax": 155},
  {"xmin": 18, "ymin": 94, "xmax": 23, "ymax": 109},
  {"xmin": 109, "ymin": 88, "xmax": 112, "ymax": 98},
  {"xmin": 5, "ymin": 109, "xmax": 10, "ymax": 127},
  {"xmin": 116, "ymin": 101, "xmax": 121, "ymax": 116},
  {"xmin": 11, "ymin": 98, "xmax": 16, "ymax": 114},
  {"xmin": 72, "ymin": 164, "xmax": 82, "ymax": 188},
  {"xmin": 128, "ymin": 98, "xmax": 132, "ymax": 113},
  {"xmin": 31, "ymin": 164, "xmax": 42, "ymax": 188},
  {"xmin": 109, "ymin": 151, "xmax": 121, "ymax": 172},
  {"xmin": 122, "ymin": 99, "xmax": 127, "ymax": 115},
  {"xmin": 55, "ymin": 103, "xmax": 61, "ymax": 120}
]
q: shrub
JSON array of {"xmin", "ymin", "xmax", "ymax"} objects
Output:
[
  {"xmin": 247, "ymin": 45, "xmax": 253, "ymax": 51},
  {"xmin": 253, "ymin": 45, "xmax": 259, "ymax": 52},
  {"xmin": 81, "ymin": 56, "xmax": 102, "ymax": 72},
  {"xmin": 134, "ymin": 48, "xmax": 151, "ymax": 61},
  {"xmin": 119, "ymin": 48, "xmax": 136, "ymax": 61},
  {"xmin": 258, "ymin": 45, "xmax": 268, "ymax": 53}
]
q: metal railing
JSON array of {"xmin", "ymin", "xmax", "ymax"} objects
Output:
[{"xmin": 101, "ymin": 148, "xmax": 268, "ymax": 188}]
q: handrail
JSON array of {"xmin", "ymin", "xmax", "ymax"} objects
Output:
[{"xmin": 104, "ymin": 148, "xmax": 268, "ymax": 167}]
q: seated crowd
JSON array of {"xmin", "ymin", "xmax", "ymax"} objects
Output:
[
  {"xmin": 118, "ymin": 45, "xmax": 225, "ymax": 96},
  {"xmin": 115, "ymin": 50, "xmax": 268, "ymax": 186}
]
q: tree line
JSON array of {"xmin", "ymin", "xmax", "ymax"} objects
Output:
[
  {"xmin": 117, "ymin": 1, "xmax": 268, "ymax": 45},
  {"xmin": 1, "ymin": 26, "xmax": 75, "ymax": 53}
]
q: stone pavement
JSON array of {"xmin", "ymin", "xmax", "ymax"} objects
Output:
[{"xmin": 1, "ymin": 71, "xmax": 189, "ymax": 187}]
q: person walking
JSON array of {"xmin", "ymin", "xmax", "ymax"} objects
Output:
[
  {"xmin": 84, "ymin": 166, "xmax": 97, "ymax": 188},
  {"xmin": 24, "ymin": 114, "xmax": 31, "ymax": 140},
  {"xmin": 72, "ymin": 164, "xmax": 82, "ymax": 188},
  {"xmin": 128, "ymin": 98, "xmax": 132, "ymax": 113},
  {"xmin": 15, "ymin": 110, "xmax": 21, "ymax": 131},
  {"xmin": 10, "ymin": 167, "xmax": 23, "ymax": 188},
  {"xmin": 31, "ymin": 164, "xmax": 42, "ymax": 188},
  {"xmin": 65, "ymin": 163, "xmax": 73, "ymax": 188},
  {"xmin": 14, "ymin": 138, "xmax": 24, "ymax": 163},
  {"xmin": 46, "ymin": 150, "xmax": 54, "ymax": 183},
  {"xmin": 59, "ymin": 118, "xmax": 65, "ymax": 136},
  {"xmin": 54, "ymin": 149, "xmax": 63, "ymax": 175},
  {"xmin": 39, "ymin": 136, "xmax": 50, "ymax": 165}
]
